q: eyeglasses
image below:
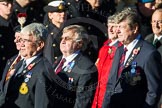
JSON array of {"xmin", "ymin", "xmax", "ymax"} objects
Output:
[
  {"xmin": 151, "ymin": 20, "xmax": 162, "ymax": 24},
  {"xmin": 19, "ymin": 38, "xmax": 33, "ymax": 43},
  {"xmin": 60, "ymin": 36, "xmax": 74, "ymax": 41},
  {"xmin": 0, "ymin": 2, "xmax": 12, "ymax": 7}
]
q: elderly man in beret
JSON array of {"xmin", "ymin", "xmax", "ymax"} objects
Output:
[{"xmin": 43, "ymin": 0, "xmax": 67, "ymax": 65}]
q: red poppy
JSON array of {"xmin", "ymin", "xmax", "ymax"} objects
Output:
[{"xmin": 17, "ymin": 13, "xmax": 27, "ymax": 18}]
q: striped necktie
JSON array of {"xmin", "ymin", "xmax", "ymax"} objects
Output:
[
  {"xmin": 5, "ymin": 55, "xmax": 21, "ymax": 81},
  {"xmin": 118, "ymin": 47, "xmax": 127, "ymax": 77},
  {"xmin": 55, "ymin": 58, "xmax": 66, "ymax": 74}
]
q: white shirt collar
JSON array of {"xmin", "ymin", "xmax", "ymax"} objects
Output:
[
  {"xmin": 63, "ymin": 50, "xmax": 80, "ymax": 68},
  {"xmin": 124, "ymin": 34, "xmax": 140, "ymax": 65},
  {"xmin": 24, "ymin": 56, "xmax": 38, "ymax": 67},
  {"xmin": 154, "ymin": 34, "xmax": 162, "ymax": 41}
]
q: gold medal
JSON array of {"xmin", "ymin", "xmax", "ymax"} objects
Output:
[{"xmin": 19, "ymin": 82, "xmax": 28, "ymax": 95}]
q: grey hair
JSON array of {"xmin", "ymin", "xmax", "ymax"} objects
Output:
[
  {"xmin": 116, "ymin": 7, "xmax": 141, "ymax": 30},
  {"xmin": 63, "ymin": 25, "xmax": 88, "ymax": 42},
  {"xmin": 107, "ymin": 14, "xmax": 117, "ymax": 24},
  {"xmin": 21, "ymin": 23, "xmax": 48, "ymax": 42}
]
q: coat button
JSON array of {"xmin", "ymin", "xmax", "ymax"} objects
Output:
[{"xmin": 51, "ymin": 32, "xmax": 54, "ymax": 35}]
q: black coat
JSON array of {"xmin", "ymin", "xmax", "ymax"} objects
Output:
[
  {"xmin": 12, "ymin": 0, "xmax": 46, "ymax": 27},
  {"xmin": 0, "ymin": 16, "xmax": 17, "ymax": 79},
  {"xmin": 43, "ymin": 23, "xmax": 62, "ymax": 65}
]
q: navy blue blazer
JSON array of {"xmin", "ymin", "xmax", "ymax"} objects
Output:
[{"xmin": 102, "ymin": 39, "xmax": 162, "ymax": 108}]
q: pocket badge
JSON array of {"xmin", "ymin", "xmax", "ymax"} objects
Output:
[{"xmin": 19, "ymin": 82, "xmax": 28, "ymax": 95}]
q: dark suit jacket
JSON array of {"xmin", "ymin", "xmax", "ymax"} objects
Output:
[
  {"xmin": 52, "ymin": 53, "xmax": 98, "ymax": 108},
  {"xmin": 102, "ymin": 39, "xmax": 162, "ymax": 108},
  {"xmin": 145, "ymin": 33, "xmax": 162, "ymax": 61},
  {"xmin": 0, "ymin": 54, "xmax": 54, "ymax": 108}
]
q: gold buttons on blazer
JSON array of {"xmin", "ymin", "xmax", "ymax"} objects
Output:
[{"xmin": 53, "ymin": 44, "xmax": 56, "ymax": 47}]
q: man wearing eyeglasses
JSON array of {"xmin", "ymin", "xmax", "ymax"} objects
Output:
[
  {"xmin": 145, "ymin": 8, "xmax": 162, "ymax": 108},
  {"xmin": 52, "ymin": 25, "xmax": 98, "ymax": 108},
  {"xmin": 145, "ymin": 8, "xmax": 162, "ymax": 61},
  {"xmin": 0, "ymin": 23, "xmax": 54, "ymax": 108}
]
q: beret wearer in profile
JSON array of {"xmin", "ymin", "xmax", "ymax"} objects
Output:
[
  {"xmin": 43, "ymin": 1, "xmax": 66, "ymax": 12},
  {"xmin": 138, "ymin": 0, "xmax": 155, "ymax": 3}
]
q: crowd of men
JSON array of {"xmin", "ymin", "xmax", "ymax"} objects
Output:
[{"xmin": 0, "ymin": 0, "xmax": 162, "ymax": 108}]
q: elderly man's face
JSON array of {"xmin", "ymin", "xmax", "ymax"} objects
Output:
[
  {"xmin": 116, "ymin": 20, "xmax": 136, "ymax": 45},
  {"xmin": 151, "ymin": 10, "xmax": 162, "ymax": 36},
  {"xmin": 0, "ymin": 1, "xmax": 12, "ymax": 19},
  {"xmin": 60, "ymin": 31, "xmax": 79, "ymax": 57},
  {"xmin": 19, "ymin": 33, "xmax": 38, "ymax": 59},
  {"xmin": 108, "ymin": 22, "xmax": 118, "ymax": 40},
  {"xmin": 14, "ymin": 32, "xmax": 22, "ymax": 50}
]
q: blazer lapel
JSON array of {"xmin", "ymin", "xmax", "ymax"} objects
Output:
[
  {"xmin": 1, "ymin": 55, "xmax": 17, "ymax": 88},
  {"xmin": 108, "ymin": 46, "xmax": 124, "ymax": 81},
  {"xmin": 3, "ymin": 60, "xmax": 23, "ymax": 94},
  {"xmin": 125, "ymin": 39, "xmax": 143, "ymax": 67},
  {"xmin": 146, "ymin": 34, "xmax": 154, "ymax": 43}
]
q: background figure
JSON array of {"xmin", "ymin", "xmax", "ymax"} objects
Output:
[
  {"xmin": 52, "ymin": 25, "xmax": 98, "ymax": 108},
  {"xmin": 145, "ymin": 9, "xmax": 162, "ymax": 108},
  {"xmin": 102, "ymin": 8, "xmax": 162, "ymax": 108},
  {"xmin": 92, "ymin": 14, "xmax": 122, "ymax": 108},
  {"xmin": 1, "ymin": 26, "xmax": 22, "ymax": 83},
  {"xmin": 11, "ymin": 0, "xmax": 46, "ymax": 27},
  {"xmin": 43, "ymin": 0, "xmax": 67, "ymax": 64},
  {"xmin": 0, "ymin": 27, "xmax": 23, "ymax": 106},
  {"xmin": 145, "ymin": 9, "xmax": 162, "ymax": 61},
  {"xmin": 115, "ymin": 0, "xmax": 155, "ymax": 38},
  {"xmin": 0, "ymin": 0, "xmax": 17, "ymax": 80},
  {"xmin": 136, "ymin": 0, "xmax": 155, "ymax": 38},
  {"xmin": 0, "ymin": 23, "xmax": 54, "ymax": 108}
]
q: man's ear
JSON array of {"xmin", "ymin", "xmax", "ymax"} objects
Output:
[
  {"xmin": 48, "ymin": 12, "xmax": 53, "ymax": 19},
  {"xmin": 133, "ymin": 23, "xmax": 139, "ymax": 33},
  {"xmin": 77, "ymin": 41, "xmax": 83, "ymax": 49},
  {"xmin": 37, "ymin": 41, "xmax": 45, "ymax": 51}
]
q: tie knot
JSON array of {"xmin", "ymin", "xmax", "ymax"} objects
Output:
[
  {"xmin": 22, "ymin": 60, "xmax": 26, "ymax": 68},
  {"xmin": 124, "ymin": 47, "xmax": 128, "ymax": 53},
  {"xmin": 62, "ymin": 58, "xmax": 66, "ymax": 63},
  {"xmin": 153, "ymin": 38, "xmax": 158, "ymax": 45}
]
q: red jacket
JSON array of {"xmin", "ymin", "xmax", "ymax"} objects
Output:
[{"xmin": 92, "ymin": 40, "xmax": 122, "ymax": 108}]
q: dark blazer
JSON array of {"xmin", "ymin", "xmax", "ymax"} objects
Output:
[
  {"xmin": 52, "ymin": 53, "xmax": 98, "ymax": 108},
  {"xmin": 102, "ymin": 39, "xmax": 162, "ymax": 108},
  {"xmin": 0, "ymin": 54, "xmax": 54, "ymax": 108},
  {"xmin": 145, "ymin": 33, "xmax": 162, "ymax": 61}
]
